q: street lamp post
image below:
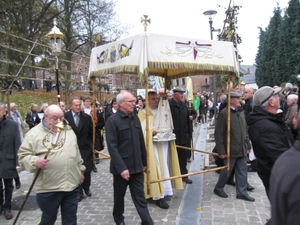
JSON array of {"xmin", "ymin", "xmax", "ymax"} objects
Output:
[
  {"xmin": 203, "ymin": 10, "xmax": 218, "ymax": 122},
  {"xmin": 46, "ymin": 19, "xmax": 64, "ymax": 103}
]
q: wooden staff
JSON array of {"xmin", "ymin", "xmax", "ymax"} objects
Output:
[
  {"xmin": 13, "ymin": 153, "xmax": 50, "ymax": 225},
  {"xmin": 94, "ymin": 150, "xmax": 111, "ymax": 159},
  {"xmin": 91, "ymin": 77, "xmax": 97, "ymax": 166},
  {"xmin": 13, "ymin": 123, "xmax": 64, "ymax": 225},
  {"xmin": 150, "ymin": 166, "xmax": 227, "ymax": 183},
  {"xmin": 176, "ymin": 145, "xmax": 219, "ymax": 156},
  {"xmin": 226, "ymin": 74, "xmax": 231, "ymax": 176},
  {"xmin": 145, "ymin": 76, "xmax": 151, "ymax": 195}
]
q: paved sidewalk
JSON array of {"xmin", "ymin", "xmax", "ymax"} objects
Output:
[{"xmin": 199, "ymin": 124, "xmax": 271, "ymax": 225}]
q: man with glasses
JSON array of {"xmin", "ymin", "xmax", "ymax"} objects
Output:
[
  {"xmin": 19, "ymin": 105, "xmax": 85, "ymax": 224},
  {"xmin": 247, "ymin": 86, "xmax": 294, "ymax": 200},
  {"xmin": 106, "ymin": 90, "xmax": 153, "ymax": 225}
]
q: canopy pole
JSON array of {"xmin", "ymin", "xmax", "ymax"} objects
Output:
[
  {"xmin": 145, "ymin": 76, "xmax": 151, "ymax": 195},
  {"xmin": 150, "ymin": 166, "xmax": 228, "ymax": 183},
  {"xmin": 91, "ymin": 77, "xmax": 97, "ymax": 167},
  {"xmin": 176, "ymin": 145, "xmax": 219, "ymax": 156},
  {"xmin": 226, "ymin": 74, "xmax": 231, "ymax": 176}
]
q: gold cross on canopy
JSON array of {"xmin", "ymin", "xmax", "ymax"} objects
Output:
[
  {"xmin": 141, "ymin": 15, "xmax": 151, "ymax": 32},
  {"xmin": 92, "ymin": 35, "xmax": 101, "ymax": 47}
]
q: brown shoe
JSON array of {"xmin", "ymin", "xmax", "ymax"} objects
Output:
[{"xmin": 4, "ymin": 210, "xmax": 13, "ymax": 220}]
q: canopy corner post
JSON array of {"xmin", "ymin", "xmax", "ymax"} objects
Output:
[{"xmin": 91, "ymin": 77, "xmax": 97, "ymax": 167}]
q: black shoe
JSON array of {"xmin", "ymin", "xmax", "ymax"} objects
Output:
[
  {"xmin": 84, "ymin": 189, "xmax": 92, "ymax": 197},
  {"xmin": 247, "ymin": 185, "xmax": 255, "ymax": 192},
  {"xmin": 15, "ymin": 180, "xmax": 21, "ymax": 189},
  {"xmin": 4, "ymin": 210, "xmax": 13, "ymax": 220},
  {"xmin": 116, "ymin": 222, "xmax": 125, "ymax": 225},
  {"xmin": 213, "ymin": 188, "xmax": 228, "ymax": 198},
  {"xmin": 96, "ymin": 159, "xmax": 100, "ymax": 164},
  {"xmin": 155, "ymin": 199, "xmax": 170, "ymax": 209},
  {"xmin": 164, "ymin": 195, "xmax": 173, "ymax": 201},
  {"xmin": 247, "ymin": 167, "xmax": 257, "ymax": 172},
  {"xmin": 182, "ymin": 177, "xmax": 193, "ymax": 184},
  {"xmin": 226, "ymin": 180, "xmax": 236, "ymax": 186},
  {"xmin": 93, "ymin": 166, "xmax": 98, "ymax": 173},
  {"xmin": 236, "ymin": 195, "xmax": 255, "ymax": 202}
]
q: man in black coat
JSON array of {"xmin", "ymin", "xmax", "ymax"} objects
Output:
[
  {"xmin": 0, "ymin": 104, "xmax": 21, "ymax": 220},
  {"xmin": 64, "ymin": 97, "xmax": 94, "ymax": 201},
  {"xmin": 269, "ymin": 134, "xmax": 300, "ymax": 225},
  {"xmin": 242, "ymin": 86, "xmax": 257, "ymax": 172},
  {"xmin": 247, "ymin": 86, "xmax": 294, "ymax": 199},
  {"xmin": 169, "ymin": 88, "xmax": 193, "ymax": 184},
  {"xmin": 106, "ymin": 90, "xmax": 153, "ymax": 225}
]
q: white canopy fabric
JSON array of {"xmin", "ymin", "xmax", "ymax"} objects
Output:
[{"xmin": 88, "ymin": 33, "xmax": 239, "ymax": 81}]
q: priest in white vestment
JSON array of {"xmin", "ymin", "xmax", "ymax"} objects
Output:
[{"xmin": 138, "ymin": 90, "xmax": 183, "ymax": 209}]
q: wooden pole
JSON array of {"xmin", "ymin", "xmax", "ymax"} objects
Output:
[
  {"xmin": 226, "ymin": 73, "xmax": 231, "ymax": 176},
  {"xmin": 150, "ymin": 166, "xmax": 227, "ymax": 183},
  {"xmin": 145, "ymin": 77, "xmax": 151, "ymax": 195},
  {"xmin": 94, "ymin": 150, "xmax": 111, "ymax": 159},
  {"xmin": 91, "ymin": 77, "xmax": 97, "ymax": 166},
  {"xmin": 13, "ymin": 144, "xmax": 55, "ymax": 225},
  {"xmin": 176, "ymin": 145, "xmax": 219, "ymax": 156}
]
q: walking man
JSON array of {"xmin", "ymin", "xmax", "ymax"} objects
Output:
[
  {"xmin": 64, "ymin": 97, "xmax": 94, "ymax": 202},
  {"xmin": 106, "ymin": 90, "xmax": 153, "ymax": 225},
  {"xmin": 214, "ymin": 92, "xmax": 255, "ymax": 202},
  {"xmin": 0, "ymin": 103, "xmax": 21, "ymax": 220},
  {"xmin": 19, "ymin": 105, "xmax": 85, "ymax": 224},
  {"xmin": 169, "ymin": 88, "xmax": 193, "ymax": 184}
]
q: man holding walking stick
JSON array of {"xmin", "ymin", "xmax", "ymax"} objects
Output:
[{"xmin": 19, "ymin": 105, "xmax": 85, "ymax": 225}]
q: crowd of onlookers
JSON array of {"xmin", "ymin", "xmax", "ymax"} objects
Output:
[{"xmin": 1, "ymin": 82, "xmax": 299, "ymax": 224}]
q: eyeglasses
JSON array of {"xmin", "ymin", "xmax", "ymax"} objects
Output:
[{"xmin": 124, "ymin": 100, "xmax": 136, "ymax": 103}]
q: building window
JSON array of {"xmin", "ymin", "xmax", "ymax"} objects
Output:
[
  {"xmin": 109, "ymin": 80, "xmax": 112, "ymax": 85},
  {"xmin": 205, "ymin": 78, "xmax": 208, "ymax": 84},
  {"xmin": 182, "ymin": 78, "xmax": 185, "ymax": 85},
  {"xmin": 176, "ymin": 79, "xmax": 179, "ymax": 86}
]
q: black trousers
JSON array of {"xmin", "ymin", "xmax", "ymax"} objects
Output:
[
  {"xmin": 0, "ymin": 178, "xmax": 14, "ymax": 211},
  {"xmin": 113, "ymin": 172, "xmax": 153, "ymax": 225},
  {"xmin": 176, "ymin": 145, "xmax": 188, "ymax": 174},
  {"xmin": 79, "ymin": 171, "xmax": 91, "ymax": 196},
  {"xmin": 257, "ymin": 172, "xmax": 270, "ymax": 200}
]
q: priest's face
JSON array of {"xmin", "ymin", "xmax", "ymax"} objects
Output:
[{"xmin": 148, "ymin": 93, "xmax": 159, "ymax": 109}]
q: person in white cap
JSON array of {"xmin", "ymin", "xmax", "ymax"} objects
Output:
[{"xmin": 246, "ymin": 86, "xmax": 294, "ymax": 199}]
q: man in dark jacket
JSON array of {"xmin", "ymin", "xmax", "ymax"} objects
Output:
[
  {"xmin": 242, "ymin": 86, "xmax": 257, "ymax": 172},
  {"xmin": 106, "ymin": 90, "xmax": 153, "ymax": 225},
  {"xmin": 269, "ymin": 133, "xmax": 300, "ymax": 225},
  {"xmin": 169, "ymin": 88, "xmax": 193, "ymax": 184},
  {"xmin": 247, "ymin": 86, "xmax": 294, "ymax": 199},
  {"xmin": 214, "ymin": 92, "xmax": 254, "ymax": 202},
  {"xmin": 64, "ymin": 97, "xmax": 94, "ymax": 202},
  {"xmin": 0, "ymin": 103, "xmax": 21, "ymax": 220}
]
